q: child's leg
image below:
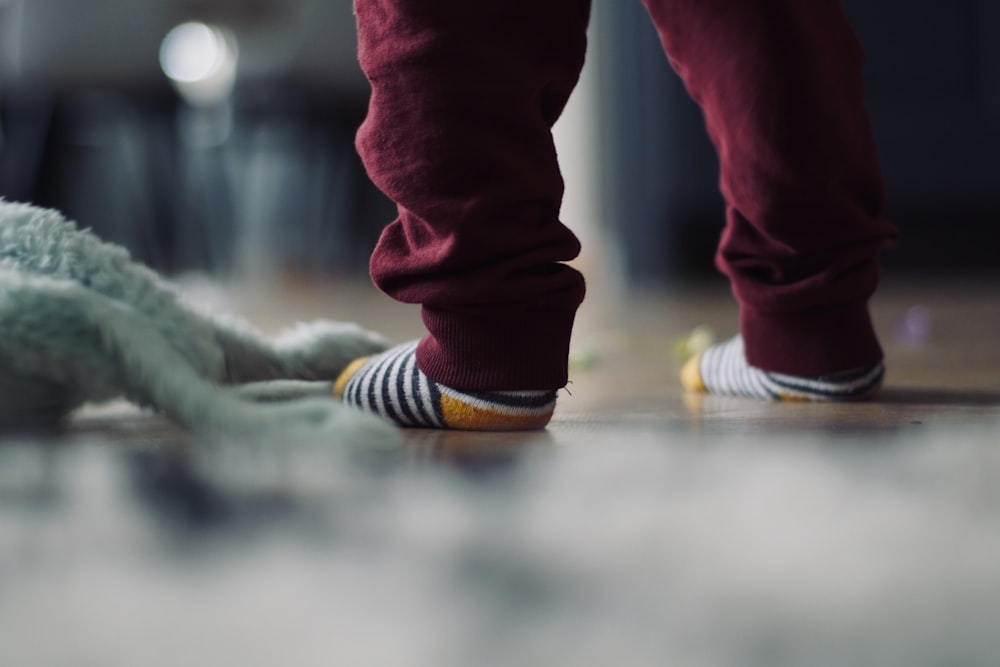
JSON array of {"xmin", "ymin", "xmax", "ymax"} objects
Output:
[
  {"xmin": 641, "ymin": 0, "xmax": 899, "ymax": 398},
  {"xmin": 340, "ymin": 0, "xmax": 591, "ymax": 429}
]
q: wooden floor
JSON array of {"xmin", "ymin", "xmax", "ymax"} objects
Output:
[{"xmin": 67, "ymin": 271, "xmax": 1000, "ymax": 452}]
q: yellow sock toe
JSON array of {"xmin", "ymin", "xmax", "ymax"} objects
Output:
[{"xmin": 680, "ymin": 354, "xmax": 706, "ymax": 393}]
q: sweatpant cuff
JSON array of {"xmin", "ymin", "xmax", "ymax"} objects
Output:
[
  {"xmin": 416, "ymin": 306, "xmax": 578, "ymax": 391},
  {"xmin": 741, "ymin": 301, "xmax": 883, "ymax": 377}
]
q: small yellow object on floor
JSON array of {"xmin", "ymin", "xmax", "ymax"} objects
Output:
[{"xmin": 673, "ymin": 324, "xmax": 717, "ymax": 362}]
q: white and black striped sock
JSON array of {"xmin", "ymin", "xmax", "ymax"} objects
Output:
[
  {"xmin": 680, "ymin": 335, "xmax": 884, "ymax": 401},
  {"xmin": 333, "ymin": 341, "xmax": 558, "ymax": 430}
]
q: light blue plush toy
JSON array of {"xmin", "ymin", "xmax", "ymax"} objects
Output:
[{"xmin": 0, "ymin": 199, "xmax": 397, "ymax": 443}]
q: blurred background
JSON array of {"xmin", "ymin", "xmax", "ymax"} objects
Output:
[
  {"xmin": 0, "ymin": 0, "xmax": 391, "ymax": 278},
  {"xmin": 0, "ymin": 0, "xmax": 998, "ymax": 283},
  {"xmin": 598, "ymin": 0, "xmax": 1000, "ymax": 283}
]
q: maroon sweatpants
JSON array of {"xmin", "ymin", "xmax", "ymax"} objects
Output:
[{"xmin": 354, "ymin": 0, "xmax": 898, "ymax": 391}]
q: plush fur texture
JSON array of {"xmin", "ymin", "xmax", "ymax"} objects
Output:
[{"xmin": 0, "ymin": 199, "xmax": 397, "ymax": 442}]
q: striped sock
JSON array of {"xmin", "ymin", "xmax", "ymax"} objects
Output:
[
  {"xmin": 333, "ymin": 341, "xmax": 558, "ymax": 431},
  {"xmin": 680, "ymin": 335, "xmax": 884, "ymax": 401}
]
